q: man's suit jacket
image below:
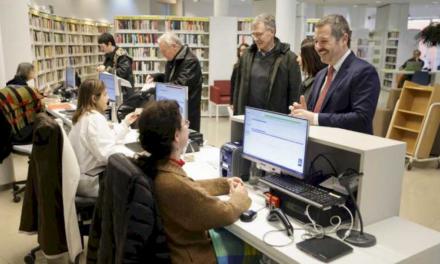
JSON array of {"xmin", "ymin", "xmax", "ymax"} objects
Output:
[{"xmin": 307, "ymin": 52, "xmax": 380, "ymax": 134}]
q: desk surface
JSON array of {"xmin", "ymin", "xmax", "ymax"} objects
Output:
[{"xmin": 185, "ymin": 146, "xmax": 440, "ymax": 264}]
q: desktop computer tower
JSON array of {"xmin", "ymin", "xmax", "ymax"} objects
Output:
[
  {"xmin": 220, "ymin": 142, "xmax": 251, "ymax": 181},
  {"xmin": 271, "ymin": 188, "xmax": 355, "ymax": 228}
]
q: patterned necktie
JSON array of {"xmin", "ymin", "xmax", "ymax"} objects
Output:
[{"xmin": 313, "ymin": 66, "xmax": 335, "ymax": 113}]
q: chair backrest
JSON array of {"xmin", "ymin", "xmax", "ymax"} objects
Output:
[
  {"xmin": 19, "ymin": 113, "xmax": 67, "ymax": 255},
  {"xmin": 213, "ymin": 80, "xmax": 231, "ymax": 95},
  {"xmin": 95, "ymin": 153, "xmax": 170, "ymax": 263},
  {"xmin": 411, "ymin": 71, "xmax": 431, "ymax": 86},
  {"xmin": 0, "ymin": 85, "xmax": 43, "ymax": 142}
]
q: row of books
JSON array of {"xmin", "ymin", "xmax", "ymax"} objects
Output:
[
  {"xmin": 127, "ymin": 47, "xmax": 160, "ymax": 58},
  {"xmin": 32, "ymin": 31, "xmax": 52, "ymax": 42},
  {"xmin": 237, "ymin": 21, "xmax": 252, "ymax": 32},
  {"xmin": 115, "ymin": 33, "xmax": 159, "ymax": 44},
  {"xmin": 165, "ymin": 20, "xmax": 208, "ymax": 31},
  {"xmin": 116, "ymin": 20, "xmax": 160, "ymax": 31},
  {"xmin": 68, "ymin": 57, "xmax": 82, "ymax": 66},
  {"xmin": 237, "ymin": 35, "xmax": 253, "ymax": 45},
  {"xmin": 84, "ymin": 56, "xmax": 98, "ymax": 64},
  {"xmin": 133, "ymin": 61, "xmax": 163, "ymax": 72}
]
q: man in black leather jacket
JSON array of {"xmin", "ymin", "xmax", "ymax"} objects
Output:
[
  {"xmin": 97, "ymin": 33, "xmax": 134, "ymax": 88},
  {"xmin": 146, "ymin": 32, "xmax": 203, "ymax": 131}
]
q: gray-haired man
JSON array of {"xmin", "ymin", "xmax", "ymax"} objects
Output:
[
  {"xmin": 147, "ymin": 32, "xmax": 202, "ymax": 131},
  {"xmin": 233, "ymin": 13, "xmax": 301, "ymax": 115}
]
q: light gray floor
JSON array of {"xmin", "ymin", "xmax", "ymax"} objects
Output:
[{"xmin": 0, "ymin": 117, "xmax": 439, "ymax": 263}]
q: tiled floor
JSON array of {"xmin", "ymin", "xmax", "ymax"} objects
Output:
[{"xmin": 0, "ymin": 117, "xmax": 439, "ymax": 263}]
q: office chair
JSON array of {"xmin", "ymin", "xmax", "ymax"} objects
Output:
[
  {"xmin": 411, "ymin": 71, "xmax": 431, "ymax": 85},
  {"xmin": 11, "ymin": 144, "xmax": 32, "ymax": 202},
  {"xmin": 19, "ymin": 113, "xmax": 95, "ymax": 264}
]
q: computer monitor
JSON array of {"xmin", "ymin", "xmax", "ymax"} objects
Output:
[
  {"xmin": 243, "ymin": 107, "xmax": 309, "ymax": 179},
  {"xmin": 155, "ymin": 82, "xmax": 188, "ymax": 120},
  {"xmin": 65, "ymin": 66, "xmax": 76, "ymax": 88},
  {"xmin": 99, "ymin": 72, "xmax": 117, "ymax": 102}
]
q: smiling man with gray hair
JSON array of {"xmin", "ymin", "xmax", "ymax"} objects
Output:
[
  {"xmin": 233, "ymin": 13, "xmax": 301, "ymax": 115},
  {"xmin": 146, "ymin": 32, "xmax": 202, "ymax": 131}
]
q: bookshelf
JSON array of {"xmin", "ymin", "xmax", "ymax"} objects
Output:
[
  {"xmin": 237, "ymin": 18, "xmax": 253, "ymax": 46},
  {"xmin": 387, "ymin": 81, "xmax": 440, "ymax": 159},
  {"xmin": 29, "ymin": 7, "xmax": 111, "ymax": 93},
  {"xmin": 114, "ymin": 15, "xmax": 210, "ymax": 115},
  {"xmin": 353, "ymin": 38, "xmax": 369, "ymax": 60},
  {"xmin": 305, "ymin": 18, "xmax": 320, "ymax": 37},
  {"xmin": 382, "ymin": 31, "xmax": 400, "ymax": 89}
]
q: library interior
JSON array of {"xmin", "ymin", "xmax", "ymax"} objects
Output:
[{"xmin": 1, "ymin": 0, "xmax": 440, "ymax": 263}]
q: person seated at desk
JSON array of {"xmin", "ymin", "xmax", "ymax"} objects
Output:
[
  {"xmin": 137, "ymin": 100, "xmax": 251, "ymax": 264},
  {"xmin": 397, "ymin": 49, "xmax": 425, "ymax": 87},
  {"xmin": 0, "ymin": 62, "xmax": 43, "ymax": 145},
  {"xmin": 68, "ymin": 79, "xmax": 138, "ymax": 197}
]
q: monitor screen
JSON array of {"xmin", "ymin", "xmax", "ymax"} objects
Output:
[
  {"xmin": 99, "ymin": 72, "xmax": 116, "ymax": 102},
  {"xmin": 243, "ymin": 107, "xmax": 309, "ymax": 179},
  {"xmin": 66, "ymin": 66, "xmax": 75, "ymax": 88},
  {"xmin": 155, "ymin": 82, "xmax": 188, "ymax": 119}
]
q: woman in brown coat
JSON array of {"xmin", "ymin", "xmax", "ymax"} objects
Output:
[{"xmin": 137, "ymin": 100, "xmax": 251, "ymax": 264}]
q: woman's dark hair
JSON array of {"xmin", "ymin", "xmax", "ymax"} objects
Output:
[
  {"xmin": 300, "ymin": 38, "xmax": 327, "ymax": 77},
  {"xmin": 98, "ymin": 32, "xmax": 116, "ymax": 47},
  {"xmin": 137, "ymin": 100, "xmax": 182, "ymax": 178},
  {"xmin": 237, "ymin": 43, "xmax": 249, "ymax": 59},
  {"xmin": 72, "ymin": 79, "xmax": 106, "ymax": 124}
]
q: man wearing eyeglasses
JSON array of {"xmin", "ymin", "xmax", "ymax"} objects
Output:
[{"xmin": 232, "ymin": 13, "xmax": 301, "ymax": 115}]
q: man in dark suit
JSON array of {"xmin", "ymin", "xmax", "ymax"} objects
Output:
[{"xmin": 290, "ymin": 14, "xmax": 380, "ymax": 134}]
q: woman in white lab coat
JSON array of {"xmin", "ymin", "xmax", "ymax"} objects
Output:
[{"xmin": 69, "ymin": 79, "xmax": 138, "ymax": 197}]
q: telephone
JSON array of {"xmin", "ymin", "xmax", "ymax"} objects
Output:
[{"xmin": 267, "ymin": 208, "xmax": 294, "ymax": 236}]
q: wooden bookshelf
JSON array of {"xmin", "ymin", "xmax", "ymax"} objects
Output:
[
  {"xmin": 114, "ymin": 15, "xmax": 210, "ymax": 115},
  {"xmin": 237, "ymin": 18, "xmax": 253, "ymax": 46},
  {"xmin": 387, "ymin": 81, "xmax": 440, "ymax": 158},
  {"xmin": 29, "ymin": 7, "xmax": 112, "ymax": 93}
]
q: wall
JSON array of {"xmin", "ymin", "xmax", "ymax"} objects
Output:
[
  {"xmin": 30, "ymin": 0, "xmax": 151, "ymax": 21},
  {"xmin": 252, "ymin": 0, "xmax": 275, "ymax": 16},
  {"xmin": 0, "ymin": 0, "xmax": 33, "ymax": 84},
  {"xmin": 0, "ymin": 26, "xmax": 5, "ymax": 85},
  {"xmin": 409, "ymin": 4, "xmax": 440, "ymax": 18}
]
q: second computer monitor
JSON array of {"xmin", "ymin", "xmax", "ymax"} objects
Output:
[
  {"xmin": 155, "ymin": 82, "xmax": 188, "ymax": 120},
  {"xmin": 99, "ymin": 72, "xmax": 117, "ymax": 102},
  {"xmin": 243, "ymin": 107, "xmax": 309, "ymax": 180},
  {"xmin": 65, "ymin": 66, "xmax": 76, "ymax": 88}
]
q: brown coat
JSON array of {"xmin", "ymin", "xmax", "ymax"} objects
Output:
[{"xmin": 155, "ymin": 161, "xmax": 251, "ymax": 264}]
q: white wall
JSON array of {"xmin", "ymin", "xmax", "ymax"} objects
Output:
[
  {"xmin": 252, "ymin": 0, "xmax": 275, "ymax": 16},
  {"xmin": 0, "ymin": 0, "xmax": 33, "ymax": 84},
  {"xmin": 409, "ymin": 4, "xmax": 440, "ymax": 18},
  {"xmin": 183, "ymin": 0, "xmax": 213, "ymax": 17},
  {"xmin": 0, "ymin": 26, "xmax": 5, "ymax": 85},
  {"xmin": 30, "ymin": 0, "xmax": 151, "ymax": 21}
]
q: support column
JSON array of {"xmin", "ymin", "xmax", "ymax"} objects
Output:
[
  {"xmin": 214, "ymin": 0, "xmax": 229, "ymax": 17},
  {"xmin": 276, "ymin": 0, "xmax": 297, "ymax": 50}
]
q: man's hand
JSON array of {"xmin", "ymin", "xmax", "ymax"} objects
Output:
[
  {"xmin": 96, "ymin": 65, "xmax": 106, "ymax": 72},
  {"xmin": 227, "ymin": 177, "xmax": 243, "ymax": 189},
  {"xmin": 289, "ymin": 95, "xmax": 307, "ymax": 115},
  {"xmin": 146, "ymin": 74, "xmax": 154, "ymax": 84},
  {"xmin": 292, "ymin": 108, "xmax": 315, "ymax": 123}
]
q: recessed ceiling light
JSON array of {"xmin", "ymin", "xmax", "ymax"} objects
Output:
[
  {"xmin": 433, "ymin": 1, "xmax": 439, "ymax": 4},
  {"xmin": 376, "ymin": 0, "xmax": 382, "ymax": 3}
]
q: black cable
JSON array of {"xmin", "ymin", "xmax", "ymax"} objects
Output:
[
  {"xmin": 338, "ymin": 168, "xmax": 365, "ymax": 234},
  {"xmin": 308, "ymin": 153, "xmax": 338, "ymax": 177}
]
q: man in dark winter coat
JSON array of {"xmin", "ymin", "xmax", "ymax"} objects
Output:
[
  {"xmin": 146, "ymin": 32, "xmax": 203, "ymax": 131},
  {"xmin": 233, "ymin": 13, "xmax": 301, "ymax": 115},
  {"xmin": 97, "ymin": 33, "xmax": 134, "ymax": 88}
]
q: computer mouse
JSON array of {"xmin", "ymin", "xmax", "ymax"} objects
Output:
[{"xmin": 240, "ymin": 210, "xmax": 257, "ymax": 222}]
